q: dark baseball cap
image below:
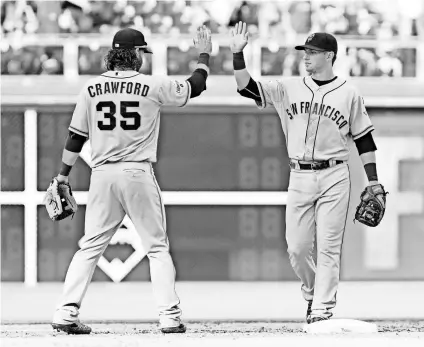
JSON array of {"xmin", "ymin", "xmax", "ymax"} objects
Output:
[
  {"xmin": 295, "ymin": 33, "xmax": 338, "ymax": 54},
  {"xmin": 112, "ymin": 28, "xmax": 152, "ymax": 53}
]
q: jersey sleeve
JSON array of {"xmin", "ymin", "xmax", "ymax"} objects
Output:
[
  {"xmin": 256, "ymin": 79, "xmax": 285, "ymax": 109},
  {"xmin": 69, "ymin": 88, "xmax": 89, "ymax": 138},
  {"xmin": 350, "ymin": 91, "xmax": 374, "ymax": 140},
  {"xmin": 158, "ymin": 78, "xmax": 191, "ymax": 107}
]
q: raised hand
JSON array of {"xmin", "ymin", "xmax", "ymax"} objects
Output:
[
  {"xmin": 230, "ymin": 21, "xmax": 249, "ymax": 53},
  {"xmin": 193, "ymin": 25, "xmax": 212, "ymax": 55}
]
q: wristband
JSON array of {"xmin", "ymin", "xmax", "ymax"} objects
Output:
[
  {"xmin": 198, "ymin": 53, "xmax": 210, "ymax": 66},
  {"xmin": 59, "ymin": 163, "xmax": 72, "ymax": 176},
  {"xmin": 233, "ymin": 52, "xmax": 246, "ymax": 70},
  {"xmin": 364, "ymin": 163, "xmax": 378, "ymax": 182}
]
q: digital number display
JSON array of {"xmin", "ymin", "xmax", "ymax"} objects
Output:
[
  {"xmin": 37, "ymin": 112, "xmax": 91, "ymax": 191},
  {"xmin": 1, "ymin": 206, "xmax": 25, "ymax": 281},
  {"xmin": 1, "ymin": 113, "xmax": 25, "ymax": 191},
  {"xmin": 4, "ymin": 105, "xmax": 424, "ymax": 282},
  {"xmin": 156, "ymin": 112, "xmax": 290, "ymax": 190},
  {"xmin": 36, "ymin": 205, "xmax": 295, "ymax": 281},
  {"xmin": 6, "ymin": 106, "xmax": 295, "ymax": 282},
  {"xmin": 167, "ymin": 206, "xmax": 295, "ymax": 281},
  {"xmin": 36, "ymin": 108, "xmax": 290, "ymax": 191}
]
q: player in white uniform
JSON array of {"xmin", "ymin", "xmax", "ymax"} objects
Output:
[
  {"xmin": 230, "ymin": 22, "xmax": 383, "ymax": 323},
  {"xmin": 50, "ymin": 27, "xmax": 212, "ymax": 334}
]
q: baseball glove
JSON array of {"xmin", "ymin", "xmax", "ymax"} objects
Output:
[
  {"xmin": 354, "ymin": 183, "xmax": 388, "ymax": 227},
  {"xmin": 44, "ymin": 178, "xmax": 78, "ymax": 221}
]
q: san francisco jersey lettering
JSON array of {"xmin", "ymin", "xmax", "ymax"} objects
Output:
[
  {"xmin": 69, "ymin": 70, "xmax": 191, "ymax": 167},
  {"xmin": 256, "ymin": 76, "xmax": 373, "ymax": 161}
]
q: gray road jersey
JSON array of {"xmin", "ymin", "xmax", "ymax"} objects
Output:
[
  {"xmin": 69, "ymin": 70, "xmax": 191, "ymax": 167},
  {"xmin": 256, "ymin": 76, "xmax": 374, "ymax": 161}
]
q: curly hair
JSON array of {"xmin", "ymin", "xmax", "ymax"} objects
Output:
[{"xmin": 104, "ymin": 48, "xmax": 141, "ymax": 71}]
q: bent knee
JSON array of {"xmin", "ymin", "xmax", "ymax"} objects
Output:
[
  {"xmin": 146, "ymin": 241, "xmax": 170, "ymax": 256},
  {"xmin": 287, "ymin": 243, "xmax": 314, "ymax": 259}
]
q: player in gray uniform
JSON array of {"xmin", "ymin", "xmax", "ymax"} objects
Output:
[
  {"xmin": 230, "ymin": 22, "xmax": 385, "ymax": 323},
  {"xmin": 50, "ymin": 26, "xmax": 212, "ymax": 334}
]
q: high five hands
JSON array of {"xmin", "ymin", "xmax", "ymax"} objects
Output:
[
  {"xmin": 194, "ymin": 25, "xmax": 212, "ymax": 55},
  {"xmin": 230, "ymin": 21, "xmax": 249, "ymax": 53}
]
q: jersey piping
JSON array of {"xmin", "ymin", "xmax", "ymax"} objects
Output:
[
  {"xmin": 302, "ymin": 77, "xmax": 314, "ymax": 160},
  {"xmin": 352, "ymin": 124, "xmax": 374, "ymax": 140},
  {"xmin": 311, "ymin": 80, "xmax": 347, "ymax": 160},
  {"xmin": 256, "ymin": 81, "xmax": 267, "ymax": 109},
  {"xmin": 69, "ymin": 125, "xmax": 88, "ymax": 137},
  {"xmin": 180, "ymin": 80, "xmax": 191, "ymax": 107},
  {"xmin": 101, "ymin": 72, "xmax": 140, "ymax": 79},
  {"xmin": 339, "ymin": 164, "xmax": 352, "ymax": 271}
]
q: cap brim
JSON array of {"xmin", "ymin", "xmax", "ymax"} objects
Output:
[
  {"xmin": 295, "ymin": 44, "xmax": 327, "ymax": 51},
  {"xmin": 136, "ymin": 45, "xmax": 153, "ymax": 54}
]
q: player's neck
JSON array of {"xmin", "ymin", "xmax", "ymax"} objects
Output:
[{"xmin": 311, "ymin": 68, "xmax": 335, "ymax": 81}]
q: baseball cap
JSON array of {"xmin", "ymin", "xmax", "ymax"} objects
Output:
[
  {"xmin": 295, "ymin": 33, "xmax": 338, "ymax": 54},
  {"xmin": 112, "ymin": 28, "xmax": 153, "ymax": 53}
]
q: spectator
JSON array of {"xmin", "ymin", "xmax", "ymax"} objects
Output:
[
  {"xmin": 1, "ymin": 46, "xmax": 63, "ymax": 75},
  {"xmin": 36, "ymin": 0, "xmax": 61, "ymax": 33},
  {"xmin": 228, "ymin": 1, "xmax": 259, "ymax": 35},
  {"xmin": 0, "ymin": 0, "xmax": 419, "ymax": 78},
  {"xmin": 1, "ymin": 0, "xmax": 38, "ymax": 35},
  {"xmin": 376, "ymin": 50, "xmax": 402, "ymax": 77},
  {"xmin": 2, "ymin": 0, "xmax": 417, "ymax": 38}
]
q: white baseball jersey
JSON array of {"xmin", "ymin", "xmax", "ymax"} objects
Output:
[
  {"xmin": 69, "ymin": 70, "xmax": 191, "ymax": 167},
  {"xmin": 256, "ymin": 76, "xmax": 373, "ymax": 161}
]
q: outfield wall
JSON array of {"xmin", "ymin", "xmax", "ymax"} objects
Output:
[{"xmin": 1, "ymin": 105, "xmax": 423, "ymax": 286}]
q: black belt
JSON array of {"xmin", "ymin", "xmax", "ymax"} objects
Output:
[{"xmin": 290, "ymin": 160, "xmax": 344, "ymax": 171}]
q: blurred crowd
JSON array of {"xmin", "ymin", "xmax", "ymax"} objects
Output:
[
  {"xmin": 1, "ymin": 0, "xmax": 423, "ymax": 76},
  {"xmin": 261, "ymin": 46, "xmax": 416, "ymax": 77},
  {"xmin": 1, "ymin": 42, "xmax": 416, "ymax": 77},
  {"xmin": 78, "ymin": 46, "xmax": 152, "ymax": 74},
  {"xmin": 2, "ymin": 0, "xmax": 422, "ymax": 37},
  {"xmin": 1, "ymin": 46, "xmax": 64, "ymax": 75}
]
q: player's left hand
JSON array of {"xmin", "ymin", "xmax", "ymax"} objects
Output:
[
  {"xmin": 56, "ymin": 174, "xmax": 69, "ymax": 183},
  {"xmin": 230, "ymin": 21, "xmax": 249, "ymax": 53},
  {"xmin": 44, "ymin": 177, "xmax": 78, "ymax": 221},
  {"xmin": 354, "ymin": 182, "xmax": 388, "ymax": 227}
]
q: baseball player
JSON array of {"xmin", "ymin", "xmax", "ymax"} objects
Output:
[
  {"xmin": 50, "ymin": 26, "xmax": 212, "ymax": 334},
  {"xmin": 230, "ymin": 22, "xmax": 387, "ymax": 323}
]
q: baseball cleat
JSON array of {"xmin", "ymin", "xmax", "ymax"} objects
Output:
[
  {"xmin": 310, "ymin": 316, "xmax": 329, "ymax": 324},
  {"xmin": 306, "ymin": 301, "xmax": 313, "ymax": 324},
  {"xmin": 160, "ymin": 323, "xmax": 186, "ymax": 334},
  {"xmin": 52, "ymin": 322, "xmax": 92, "ymax": 334}
]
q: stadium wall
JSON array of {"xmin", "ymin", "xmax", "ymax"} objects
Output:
[
  {"xmin": 1, "ymin": 104, "xmax": 423, "ymax": 285},
  {"xmin": 1, "ymin": 78, "xmax": 424, "ymax": 322}
]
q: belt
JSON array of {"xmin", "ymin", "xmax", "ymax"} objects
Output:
[{"xmin": 289, "ymin": 159, "xmax": 344, "ymax": 171}]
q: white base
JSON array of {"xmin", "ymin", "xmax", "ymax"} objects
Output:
[{"xmin": 304, "ymin": 319, "xmax": 378, "ymax": 334}]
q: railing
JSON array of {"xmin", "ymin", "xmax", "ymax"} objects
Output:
[
  {"xmin": 2, "ymin": 34, "xmax": 423, "ymax": 78},
  {"xmin": 2, "ymin": 34, "xmax": 424, "ymax": 107}
]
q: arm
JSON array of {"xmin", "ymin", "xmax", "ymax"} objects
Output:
[
  {"xmin": 354, "ymin": 132, "xmax": 388, "ymax": 227},
  {"xmin": 233, "ymin": 52, "xmax": 251, "ymax": 91},
  {"xmin": 158, "ymin": 26, "xmax": 212, "ymax": 106},
  {"xmin": 355, "ymin": 132, "xmax": 379, "ymax": 185},
  {"xmin": 230, "ymin": 21, "xmax": 264, "ymax": 104},
  {"xmin": 56, "ymin": 89, "xmax": 89, "ymax": 183},
  {"xmin": 187, "ymin": 25, "xmax": 212, "ymax": 98},
  {"xmin": 57, "ymin": 132, "xmax": 88, "ymax": 183},
  {"xmin": 350, "ymin": 93, "xmax": 379, "ymax": 185},
  {"xmin": 230, "ymin": 22, "xmax": 251, "ymax": 90}
]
